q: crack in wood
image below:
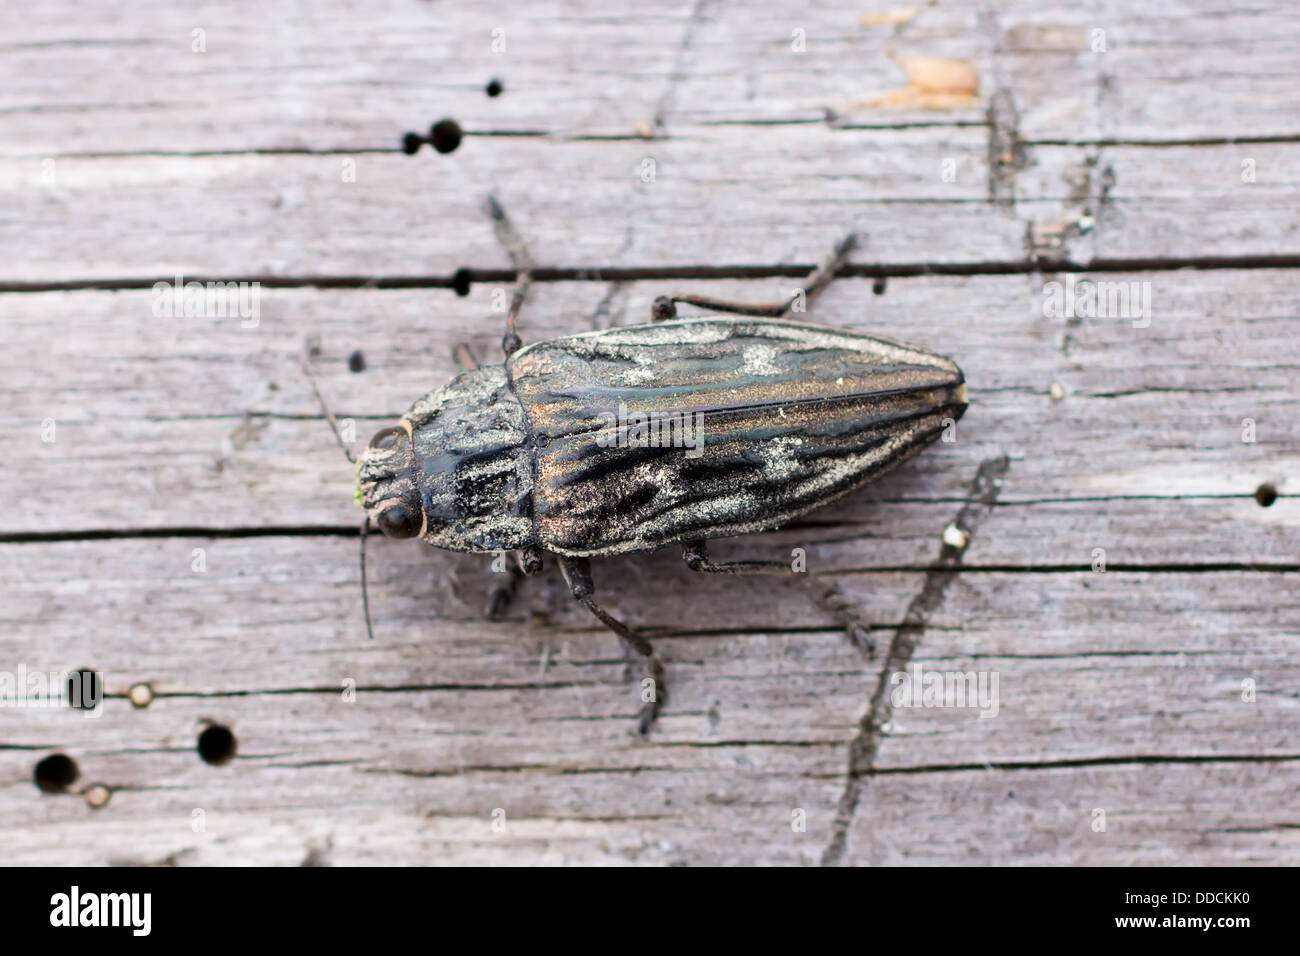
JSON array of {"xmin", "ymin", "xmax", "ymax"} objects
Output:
[
  {"xmin": 819, "ymin": 752, "xmax": 1300, "ymax": 779},
  {"xmin": 651, "ymin": 0, "xmax": 714, "ymax": 135},
  {"xmin": 820, "ymin": 454, "xmax": 1011, "ymax": 866},
  {"xmin": 7, "ymin": 253, "xmax": 1300, "ymax": 294},
  {"xmin": 987, "ymin": 87, "xmax": 1026, "ymax": 208}
]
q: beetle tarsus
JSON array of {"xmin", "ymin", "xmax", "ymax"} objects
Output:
[
  {"xmin": 654, "ymin": 231, "xmax": 860, "ymax": 321},
  {"xmin": 681, "ymin": 540, "xmax": 874, "ymax": 659},
  {"xmin": 635, "ymin": 656, "xmax": 666, "ymax": 735}
]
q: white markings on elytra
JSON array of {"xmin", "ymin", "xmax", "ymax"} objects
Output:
[
  {"xmin": 742, "ymin": 343, "xmax": 782, "ymax": 376},
  {"xmin": 514, "ymin": 317, "xmax": 957, "ymax": 375}
]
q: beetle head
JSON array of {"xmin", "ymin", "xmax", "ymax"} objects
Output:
[
  {"xmin": 356, "ymin": 424, "xmax": 423, "ymax": 539},
  {"xmin": 356, "ymin": 366, "xmax": 536, "ymax": 552}
]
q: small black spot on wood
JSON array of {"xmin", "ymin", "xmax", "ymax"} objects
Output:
[
  {"xmin": 1255, "ymin": 483, "xmax": 1277, "ymax": 507},
  {"xmin": 198, "ymin": 724, "xmax": 238, "ymax": 766},
  {"xmin": 872, "ymin": 278, "xmax": 887, "ymax": 295},
  {"xmin": 486, "ymin": 78, "xmax": 504, "ymax": 98},
  {"xmin": 401, "ymin": 132, "xmax": 423, "ymax": 155},
  {"xmin": 451, "ymin": 269, "xmax": 472, "ymax": 297},
  {"xmin": 348, "ymin": 349, "xmax": 366, "ymax": 373},
  {"xmin": 430, "ymin": 119, "xmax": 463, "ymax": 154},
  {"xmin": 35, "ymin": 754, "xmax": 79, "ymax": 793}
]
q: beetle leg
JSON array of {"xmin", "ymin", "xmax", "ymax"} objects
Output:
[
  {"xmin": 452, "ymin": 342, "xmax": 480, "ymax": 371},
  {"xmin": 681, "ymin": 540, "xmax": 874, "ymax": 658},
  {"xmin": 485, "ymin": 195, "xmax": 534, "ymax": 357},
  {"xmin": 556, "ymin": 555, "xmax": 666, "ymax": 734},
  {"xmin": 486, "ymin": 562, "xmax": 525, "ymax": 620},
  {"xmin": 485, "ymin": 547, "xmax": 545, "ymax": 619},
  {"xmin": 650, "ymin": 233, "xmax": 858, "ymax": 322}
]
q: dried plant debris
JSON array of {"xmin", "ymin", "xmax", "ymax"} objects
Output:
[
  {"xmin": 848, "ymin": 51, "xmax": 979, "ymax": 111},
  {"xmin": 859, "ymin": 8, "xmax": 919, "ymax": 27}
]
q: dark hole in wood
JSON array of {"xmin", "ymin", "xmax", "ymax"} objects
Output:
[
  {"xmin": 485, "ymin": 78, "xmax": 504, "ymax": 98},
  {"xmin": 198, "ymin": 724, "xmax": 237, "ymax": 766},
  {"xmin": 35, "ymin": 754, "xmax": 79, "ymax": 793},
  {"xmin": 430, "ymin": 119, "xmax": 463, "ymax": 154},
  {"xmin": 401, "ymin": 132, "xmax": 423, "ymax": 155},
  {"xmin": 451, "ymin": 269, "xmax": 472, "ymax": 297},
  {"xmin": 1255, "ymin": 483, "xmax": 1277, "ymax": 507},
  {"xmin": 348, "ymin": 349, "xmax": 366, "ymax": 373},
  {"xmin": 66, "ymin": 668, "xmax": 101, "ymax": 710},
  {"xmin": 872, "ymin": 278, "xmax": 887, "ymax": 295}
]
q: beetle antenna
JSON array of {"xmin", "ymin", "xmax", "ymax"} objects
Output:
[
  {"xmin": 300, "ymin": 360, "xmax": 374, "ymax": 641},
  {"xmin": 300, "ymin": 358, "xmax": 356, "ymax": 464},
  {"xmin": 359, "ymin": 516, "xmax": 375, "ymax": 641}
]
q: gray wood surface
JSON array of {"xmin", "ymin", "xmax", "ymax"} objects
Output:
[{"xmin": 2, "ymin": 0, "xmax": 1297, "ymax": 866}]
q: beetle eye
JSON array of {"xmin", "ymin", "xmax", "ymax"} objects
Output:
[
  {"xmin": 377, "ymin": 504, "xmax": 420, "ymax": 539},
  {"xmin": 369, "ymin": 426, "xmax": 404, "ymax": 450}
]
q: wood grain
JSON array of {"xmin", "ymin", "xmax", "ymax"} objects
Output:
[
  {"xmin": 1, "ymin": 0, "xmax": 1297, "ymax": 866},
  {"xmin": 4, "ymin": 136, "xmax": 1299, "ymax": 282}
]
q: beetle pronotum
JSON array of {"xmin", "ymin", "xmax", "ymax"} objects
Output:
[{"xmin": 313, "ymin": 197, "xmax": 967, "ymax": 733}]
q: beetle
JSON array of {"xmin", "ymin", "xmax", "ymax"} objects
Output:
[{"xmin": 328, "ymin": 198, "xmax": 967, "ymax": 733}]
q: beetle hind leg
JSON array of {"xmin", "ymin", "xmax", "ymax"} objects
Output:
[
  {"xmin": 682, "ymin": 540, "xmax": 874, "ymax": 658},
  {"xmin": 651, "ymin": 232, "xmax": 858, "ymax": 322},
  {"xmin": 556, "ymin": 555, "xmax": 666, "ymax": 734}
]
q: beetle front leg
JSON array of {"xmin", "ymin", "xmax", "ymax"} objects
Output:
[
  {"xmin": 485, "ymin": 546, "xmax": 544, "ymax": 619},
  {"xmin": 486, "ymin": 563, "xmax": 524, "ymax": 620},
  {"xmin": 651, "ymin": 233, "xmax": 858, "ymax": 322},
  {"xmin": 556, "ymin": 555, "xmax": 666, "ymax": 734},
  {"xmin": 485, "ymin": 195, "xmax": 534, "ymax": 357},
  {"xmin": 682, "ymin": 540, "xmax": 874, "ymax": 657}
]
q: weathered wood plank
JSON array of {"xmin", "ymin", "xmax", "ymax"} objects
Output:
[
  {"xmin": 4, "ymin": 136, "xmax": 1299, "ymax": 282},
  {"xmin": 3, "ymin": 535, "xmax": 1296, "ymax": 864},
  {"xmin": 6, "ymin": 1, "xmax": 1296, "ymax": 155},
  {"xmin": 5, "ymin": 0, "xmax": 1298, "ymax": 868},
  {"xmin": 4, "ymin": 760, "xmax": 1294, "ymax": 866},
  {"xmin": 833, "ymin": 762, "xmax": 1299, "ymax": 866},
  {"xmin": 1, "ymin": 127, "xmax": 1014, "ymax": 279}
]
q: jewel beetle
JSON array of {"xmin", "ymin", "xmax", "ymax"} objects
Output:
[{"xmin": 325, "ymin": 198, "xmax": 967, "ymax": 733}]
